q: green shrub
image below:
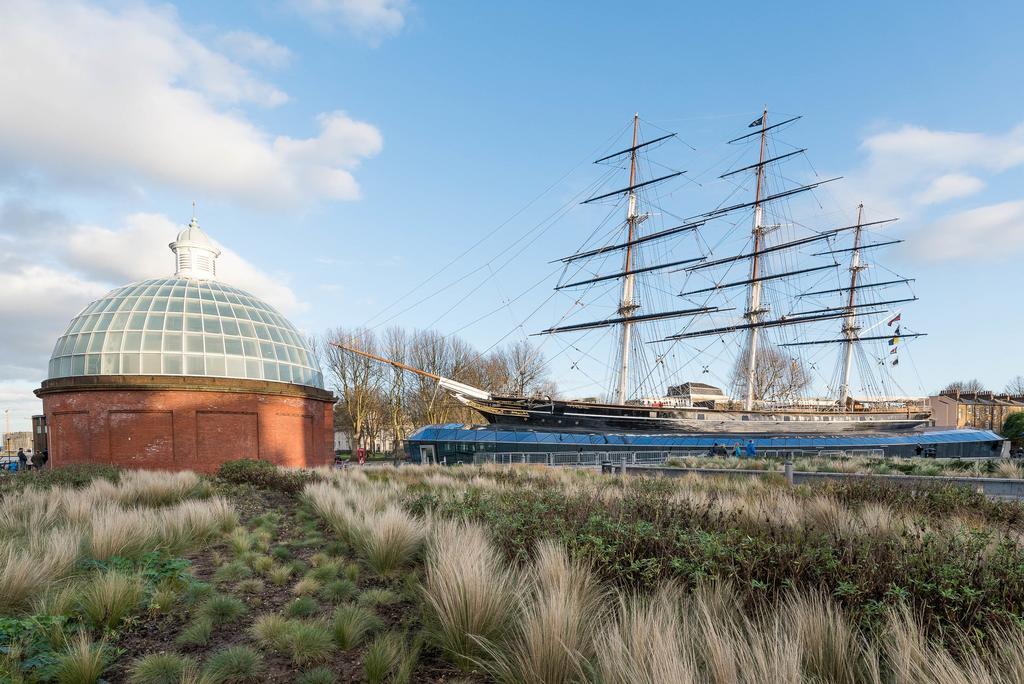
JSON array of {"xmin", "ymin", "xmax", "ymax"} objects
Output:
[
  {"xmin": 285, "ymin": 596, "xmax": 319, "ymax": 618},
  {"xmin": 181, "ymin": 582, "xmax": 214, "ymax": 605},
  {"xmin": 308, "ymin": 563, "xmax": 341, "ymax": 583},
  {"xmin": 358, "ymin": 588, "xmax": 400, "ymax": 608},
  {"xmin": 270, "ymin": 545, "xmax": 292, "ymax": 561},
  {"xmin": 283, "ymin": 620, "xmax": 333, "ymax": 665},
  {"xmin": 251, "ymin": 512, "xmax": 281, "ymax": 532},
  {"xmin": 321, "ymin": 578, "xmax": 357, "ymax": 603},
  {"xmin": 332, "ymin": 603, "xmax": 383, "ymax": 650},
  {"xmin": 213, "ymin": 561, "xmax": 253, "ymax": 584},
  {"xmin": 1003, "ymin": 412, "xmax": 1024, "ymax": 443},
  {"xmin": 296, "ymin": 667, "xmax": 335, "ymax": 684},
  {"xmin": 0, "ymin": 464, "xmax": 120, "ymax": 494},
  {"xmin": 176, "ymin": 618, "xmax": 214, "ymax": 647},
  {"xmin": 216, "ymin": 459, "xmax": 318, "ymax": 495},
  {"xmin": 128, "ymin": 652, "xmax": 197, "ymax": 684},
  {"xmin": 363, "ymin": 632, "xmax": 407, "ymax": 684},
  {"xmin": 198, "ymin": 594, "xmax": 248, "ymax": 625},
  {"xmin": 323, "ymin": 541, "xmax": 348, "ymax": 557},
  {"xmin": 398, "ymin": 571, "xmax": 420, "ymax": 602},
  {"xmin": 201, "ymin": 645, "xmax": 263, "ymax": 683}
]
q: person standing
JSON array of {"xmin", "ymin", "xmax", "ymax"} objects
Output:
[
  {"xmin": 17, "ymin": 448, "xmax": 27, "ymax": 471},
  {"xmin": 745, "ymin": 440, "xmax": 756, "ymax": 459},
  {"xmin": 38, "ymin": 449, "xmax": 48, "ymax": 469},
  {"xmin": 733, "ymin": 442, "xmax": 742, "ymax": 458}
]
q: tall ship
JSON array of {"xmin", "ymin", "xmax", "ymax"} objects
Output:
[{"xmin": 340, "ymin": 111, "xmax": 932, "ymax": 434}]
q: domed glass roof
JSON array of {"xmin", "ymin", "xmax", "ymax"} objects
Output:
[{"xmin": 48, "ymin": 277, "xmax": 324, "ymax": 389}]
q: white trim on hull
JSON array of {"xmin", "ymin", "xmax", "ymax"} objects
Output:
[{"xmin": 492, "ymin": 410, "xmax": 928, "ymax": 434}]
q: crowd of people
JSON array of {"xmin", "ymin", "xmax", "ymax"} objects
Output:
[
  {"xmin": 9, "ymin": 447, "xmax": 48, "ymax": 471},
  {"xmin": 710, "ymin": 440, "xmax": 757, "ymax": 458}
]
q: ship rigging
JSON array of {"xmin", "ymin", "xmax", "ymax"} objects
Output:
[{"xmin": 337, "ymin": 110, "xmax": 931, "ymax": 434}]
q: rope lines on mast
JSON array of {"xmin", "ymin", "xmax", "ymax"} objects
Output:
[
  {"xmin": 368, "ymin": 163, "xmax": 616, "ymax": 332},
  {"xmin": 359, "ymin": 120, "xmax": 633, "ymax": 330}
]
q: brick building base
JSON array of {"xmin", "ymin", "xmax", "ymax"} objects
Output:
[{"xmin": 35, "ymin": 375, "xmax": 335, "ymax": 473}]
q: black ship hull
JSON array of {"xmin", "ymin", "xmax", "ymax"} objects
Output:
[{"xmin": 456, "ymin": 395, "xmax": 932, "ymax": 434}]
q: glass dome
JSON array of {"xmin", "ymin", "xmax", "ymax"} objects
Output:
[{"xmin": 48, "ymin": 277, "xmax": 324, "ymax": 389}]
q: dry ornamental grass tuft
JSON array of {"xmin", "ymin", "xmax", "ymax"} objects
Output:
[
  {"xmin": 52, "ymin": 632, "xmax": 110, "ymax": 684},
  {"xmin": 421, "ymin": 519, "xmax": 522, "ymax": 670},
  {"xmin": 77, "ymin": 571, "xmax": 145, "ymax": 630},
  {"xmin": 13, "ymin": 460, "xmax": 1024, "ymax": 682}
]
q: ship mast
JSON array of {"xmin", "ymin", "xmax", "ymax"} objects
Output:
[
  {"xmin": 614, "ymin": 113, "xmax": 641, "ymax": 404},
  {"xmin": 742, "ymin": 108, "xmax": 769, "ymax": 411},
  {"xmin": 838, "ymin": 204, "xmax": 865, "ymax": 407},
  {"xmin": 546, "ymin": 113, "xmax": 922, "ymax": 408}
]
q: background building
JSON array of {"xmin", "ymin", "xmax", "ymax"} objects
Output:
[
  {"xmin": 31, "ymin": 415, "xmax": 47, "ymax": 455},
  {"xmin": 35, "ymin": 219, "xmax": 335, "ymax": 472},
  {"xmin": 3, "ymin": 431, "xmax": 33, "ymax": 455},
  {"xmin": 929, "ymin": 392, "xmax": 1024, "ymax": 431},
  {"xmin": 666, "ymin": 382, "xmax": 729, "ymax": 408},
  {"xmin": 333, "ymin": 430, "xmax": 400, "ymax": 454}
]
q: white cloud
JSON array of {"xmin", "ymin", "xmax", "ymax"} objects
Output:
[
  {"xmin": 0, "ymin": 205, "xmax": 308, "ymax": 413},
  {"xmin": 836, "ymin": 122, "xmax": 1024, "ymax": 263},
  {"xmin": 863, "ymin": 124, "xmax": 1024, "ymax": 174},
  {"xmin": 274, "ymin": 112, "xmax": 384, "ymax": 198},
  {"xmin": 0, "ymin": 380, "xmax": 46, "ymax": 434},
  {"xmin": 219, "ymin": 30, "xmax": 292, "ymax": 68},
  {"xmin": 914, "ymin": 173, "xmax": 985, "ymax": 205},
  {"xmin": 918, "ymin": 200, "xmax": 1024, "ymax": 262},
  {"xmin": 60, "ymin": 213, "xmax": 306, "ymax": 315},
  {"xmin": 0, "ymin": 257, "xmax": 110, "ymax": 369},
  {"xmin": 290, "ymin": 0, "xmax": 408, "ymax": 40},
  {"xmin": 0, "ymin": 0, "xmax": 382, "ymax": 206}
]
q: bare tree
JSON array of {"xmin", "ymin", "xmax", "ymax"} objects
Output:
[
  {"xmin": 406, "ymin": 329, "xmax": 454, "ymax": 426},
  {"xmin": 492, "ymin": 339, "xmax": 551, "ymax": 396},
  {"xmin": 1007, "ymin": 376, "xmax": 1024, "ymax": 396},
  {"xmin": 323, "ymin": 327, "xmax": 383, "ymax": 451},
  {"xmin": 941, "ymin": 379, "xmax": 987, "ymax": 394},
  {"xmin": 731, "ymin": 344, "xmax": 811, "ymax": 404},
  {"xmin": 323, "ymin": 326, "xmax": 558, "ymax": 437},
  {"xmin": 382, "ymin": 326, "xmax": 410, "ymax": 458}
]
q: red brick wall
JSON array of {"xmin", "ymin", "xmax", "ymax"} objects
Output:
[
  {"xmin": 197, "ymin": 411, "xmax": 259, "ymax": 464},
  {"xmin": 109, "ymin": 410, "xmax": 175, "ymax": 468},
  {"xmin": 41, "ymin": 386, "xmax": 334, "ymax": 473},
  {"xmin": 51, "ymin": 411, "xmax": 90, "ymax": 463}
]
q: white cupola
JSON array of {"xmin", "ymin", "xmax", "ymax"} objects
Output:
[{"xmin": 169, "ymin": 217, "xmax": 221, "ymax": 280}]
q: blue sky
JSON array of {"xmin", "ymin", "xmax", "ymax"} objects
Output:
[{"xmin": 2, "ymin": 0, "xmax": 1023, "ymax": 429}]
